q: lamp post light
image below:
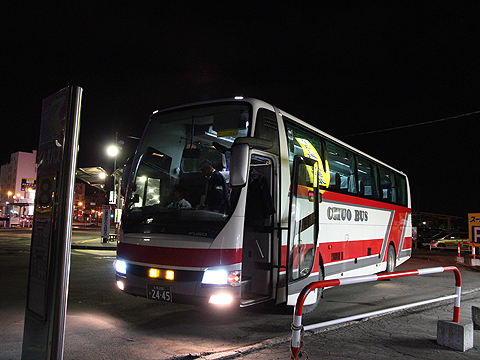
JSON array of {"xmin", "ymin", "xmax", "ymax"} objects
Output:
[
  {"xmin": 107, "ymin": 143, "xmax": 120, "ymax": 205},
  {"xmin": 7, "ymin": 191, "xmax": 13, "ymax": 228}
]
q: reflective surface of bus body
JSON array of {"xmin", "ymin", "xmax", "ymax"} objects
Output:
[{"xmin": 116, "ymin": 98, "xmax": 412, "ymax": 310}]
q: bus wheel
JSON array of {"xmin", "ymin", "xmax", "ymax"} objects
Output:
[
  {"xmin": 302, "ymin": 266, "xmax": 324, "ymax": 314},
  {"xmin": 386, "ymin": 244, "xmax": 396, "ymax": 273}
]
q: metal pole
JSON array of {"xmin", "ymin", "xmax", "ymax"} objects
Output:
[{"xmin": 290, "ymin": 266, "xmax": 462, "ymax": 357}]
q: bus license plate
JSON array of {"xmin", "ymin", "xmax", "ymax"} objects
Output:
[{"xmin": 147, "ymin": 284, "xmax": 172, "ymax": 302}]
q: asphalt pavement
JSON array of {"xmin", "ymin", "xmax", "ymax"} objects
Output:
[
  {"xmin": 2, "ymin": 226, "xmax": 480, "ymax": 359},
  {"xmin": 65, "ymin": 232, "xmax": 480, "ymax": 360}
]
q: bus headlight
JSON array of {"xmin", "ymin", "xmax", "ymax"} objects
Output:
[
  {"xmin": 202, "ymin": 269, "xmax": 228, "ymax": 285},
  {"xmin": 202, "ymin": 269, "xmax": 241, "ymax": 286},
  {"xmin": 115, "ymin": 259, "xmax": 127, "ymax": 275}
]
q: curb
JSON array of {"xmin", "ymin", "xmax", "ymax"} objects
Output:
[{"xmin": 71, "ymin": 244, "xmax": 117, "ymax": 250}]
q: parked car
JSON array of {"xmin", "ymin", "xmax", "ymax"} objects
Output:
[
  {"xmin": 429, "ymin": 232, "xmax": 470, "ymax": 250},
  {"xmin": 417, "ymin": 228, "xmax": 442, "ymax": 248},
  {"xmin": 419, "ymin": 230, "xmax": 449, "ymax": 248}
]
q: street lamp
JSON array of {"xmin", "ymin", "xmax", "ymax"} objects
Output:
[
  {"xmin": 106, "ymin": 141, "xmax": 120, "ymax": 205},
  {"xmin": 107, "ymin": 132, "xmax": 124, "ymax": 235},
  {"xmin": 107, "ymin": 144, "xmax": 119, "ymax": 158}
]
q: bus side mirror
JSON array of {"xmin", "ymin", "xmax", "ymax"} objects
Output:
[{"xmin": 230, "ymin": 142, "xmax": 249, "ymax": 187}]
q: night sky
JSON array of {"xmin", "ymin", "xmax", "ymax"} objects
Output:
[{"xmin": 1, "ymin": 3, "xmax": 480, "ymax": 218}]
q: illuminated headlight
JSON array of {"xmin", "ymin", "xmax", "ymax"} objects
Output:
[
  {"xmin": 202, "ymin": 269, "xmax": 241, "ymax": 286},
  {"xmin": 115, "ymin": 259, "xmax": 127, "ymax": 275},
  {"xmin": 117, "ymin": 280, "xmax": 125, "ymax": 291},
  {"xmin": 209, "ymin": 293, "xmax": 233, "ymax": 305},
  {"xmin": 202, "ymin": 269, "xmax": 228, "ymax": 285}
]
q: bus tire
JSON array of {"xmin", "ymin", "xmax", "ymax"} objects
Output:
[
  {"xmin": 302, "ymin": 266, "xmax": 324, "ymax": 314},
  {"xmin": 386, "ymin": 244, "xmax": 396, "ymax": 273}
]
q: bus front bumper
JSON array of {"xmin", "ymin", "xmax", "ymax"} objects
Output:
[{"xmin": 115, "ymin": 261, "xmax": 241, "ymax": 306}]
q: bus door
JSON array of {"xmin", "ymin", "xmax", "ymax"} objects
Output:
[
  {"xmin": 287, "ymin": 156, "xmax": 319, "ymax": 305},
  {"xmin": 241, "ymin": 154, "xmax": 275, "ymax": 304}
]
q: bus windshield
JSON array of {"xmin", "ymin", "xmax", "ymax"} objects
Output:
[{"xmin": 122, "ymin": 103, "xmax": 251, "ymax": 238}]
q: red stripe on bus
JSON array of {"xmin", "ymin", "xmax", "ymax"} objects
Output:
[{"xmin": 117, "ymin": 242, "xmax": 242, "ymax": 268}]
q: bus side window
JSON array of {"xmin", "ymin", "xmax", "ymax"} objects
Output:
[
  {"xmin": 379, "ymin": 166, "xmax": 396, "ymax": 202},
  {"xmin": 357, "ymin": 156, "xmax": 379, "ymax": 199},
  {"xmin": 396, "ymin": 174, "xmax": 407, "ymax": 206},
  {"xmin": 325, "ymin": 141, "xmax": 357, "ymax": 194}
]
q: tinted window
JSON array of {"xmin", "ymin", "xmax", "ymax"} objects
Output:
[
  {"xmin": 357, "ymin": 156, "xmax": 379, "ymax": 199},
  {"xmin": 284, "ymin": 119, "xmax": 325, "ymax": 186},
  {"xmin": 325, "ymin": 141, "xmax": 357, "ymax": 194},
  {"xmin": 379, "ymin": 166, "xmax": 395, "ymax": 202},
  {"xmin": 396, "ymin": 174, "xmax": 407, "ymax": 206}
]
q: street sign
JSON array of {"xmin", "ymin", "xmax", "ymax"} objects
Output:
[
  {"xmin": 469, "ymin": 213, "xmax": 480, "ymax": 245},
  {"xmin": 22, "ymin": 86, "xmax": 82, "ymax": 360},
  {"xmin": 21, "ymin": 178, "xmax": 36, "ymax": 191},
  {"xmin": 102, "ymin": 205, "xmax": 111, "ymax": 242}
]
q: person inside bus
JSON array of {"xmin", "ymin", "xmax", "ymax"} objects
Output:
[
  {"xmin": 167, "ymin": 186, "xmax": 192, "ymax": 209},
  {"xmin": 200, "ymin": 160, "xmax": 229, "ymax": 213}
]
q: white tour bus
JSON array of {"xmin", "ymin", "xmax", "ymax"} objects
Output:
[{"xmin": 115, "ymin": 98, "xmax": 412, "ymax": 311}]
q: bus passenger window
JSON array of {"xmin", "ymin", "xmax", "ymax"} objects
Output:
[
  {"xmin": 284, "ymin": 120, "xmax": 324, "ymax": 177},
  {"xmin": 357, "ymin": 156, "xmax": 379, "ymax": 199},
  {"xmin": 325, "ymin": 142, "xmax": 357, "ymax": 194},
  {"xmin": 396, "ymin": 174, "xmax": 407, "ymax": 206},
  {"xmin": 379, "ymin": 167, "xmax": 396, "ymax": 202}
]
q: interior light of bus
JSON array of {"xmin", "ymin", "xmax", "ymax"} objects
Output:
[
  {"xmin": 149, "ymin": 268, "xmax": 160, "ymax": 278},
  {"xmin": 166, "ymin": 270, "xmax": 174, "ymax": 280},
  {"xmin": 202, "ymin": 269, "xmax": 228, "ymax": 285},
  {"xmin": 234, "ymin": 96, "xmax": 244, "ymax": 100},
  {"xmin": 209, "ymin": 293, "xmax": 233, "ymax": 305},
  {"xmin": 115, "ymin": 259, "xmax": 127, "ymax": 275},
  {"xmin": 227, "ymin": 271, "xmax": 241, "ymax": 286},
  {"xmin": 117, "ymin": 280, "xmax": 125, "ymax": 291}
]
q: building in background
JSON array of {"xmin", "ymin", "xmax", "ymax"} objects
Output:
[{"xmin": 0, "ymin": 151, "xmax": 37, "ymax": 223}]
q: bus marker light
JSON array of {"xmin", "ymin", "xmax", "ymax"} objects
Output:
[
  {"xmin": 149, "ymin": 268, "xmax": 160, "ymax": 278},
  {"xmin": 228, "ymin": 271, "xmax": 241, "ymax": 286},
  {"xmin": 166, "ymin": 270, "xmax": 175, "ymax": 280},
  {"xmin": 209, "ymin": 293, "xmax": 233, "ymax": 305},
  {"xmin": 117, "ymin": 281, "xmax": 125, "ymax": 291}
]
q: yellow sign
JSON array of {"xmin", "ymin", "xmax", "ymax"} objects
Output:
[
  {"xmin": 468, "ymin": 213, "xmax": 480, "ymax": 247},
  {"xmin": 295, "ymin": 137, "xmax": 330, "ymax": 188}
]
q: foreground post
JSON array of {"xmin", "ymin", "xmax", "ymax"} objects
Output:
[{"xmin": 22, "ymin": 86, "xmax": 82, "ymax": 360}]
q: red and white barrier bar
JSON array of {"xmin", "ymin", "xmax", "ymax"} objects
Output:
[{"xmin": 291, "ymin": 266, "xmax": 461, "ymax": 360}]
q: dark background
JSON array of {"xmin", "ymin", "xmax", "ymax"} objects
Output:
[{"xmin": 1, "ymin": 3, "xmax": 479, "ymax": 217}]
